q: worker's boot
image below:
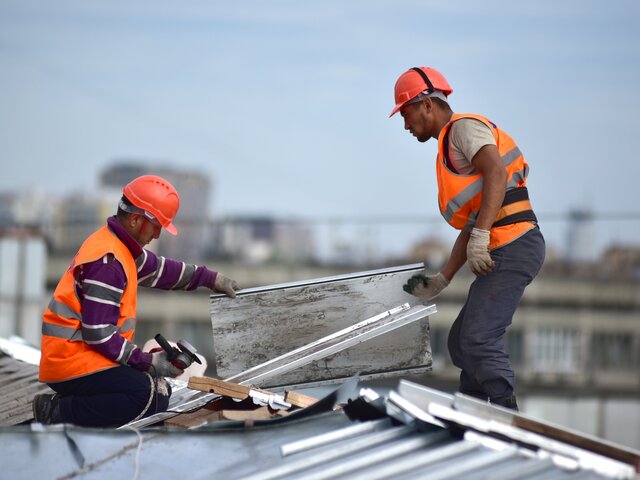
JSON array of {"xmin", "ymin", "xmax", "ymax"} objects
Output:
[
  {"xmin": 32, "ymin": 394, "xmax": 61, "ymax": 424},
  {"xmin": 490, "ymin": 394, "xmax": 519, "ymax": 411}
]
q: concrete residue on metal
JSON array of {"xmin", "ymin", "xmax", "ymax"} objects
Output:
[{"xmin": 210, "ymin": 264, "xmax": 432, "ymax": 385}]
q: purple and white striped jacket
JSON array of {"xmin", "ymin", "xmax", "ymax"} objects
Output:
[{"xmin": 75, "ymin": 216, "xmax": 218, "ymax": 371}]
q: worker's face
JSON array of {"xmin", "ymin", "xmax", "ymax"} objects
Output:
[
  {"xmin": 400, "ymin": 99, "xmax": 433, "ymax": 143},
  {"xmin": 131, "ymin": 214, "xmax": 162, "ymax": 246}
]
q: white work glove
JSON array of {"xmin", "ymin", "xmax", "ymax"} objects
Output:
[
  {"xmin": 467, "ymin": 228, "xmax": 494, "ymax": 275},
  {"xmin": 150, "ymin": 351, "xmax": 183, "ymax": 378},
  {"xmin": 213, "ymin": 273, "xmax": 240, "ymax": 299},
  {"xmin": 403, "ymin": 272, "xmax": 449, "ymax": 301}
]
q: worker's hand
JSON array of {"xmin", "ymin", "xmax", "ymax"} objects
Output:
[
  {"xmin": 467, "ymin": 228, "xmax": 494, "ymax": 275},
  {"xmin": 213, "ymin": 273, "xmax": 240, "ymax": 298},
  {"xmin": 403, "ymin": 272, "xmax": 449, "ymax": 301},
  {"xmin": 150, "ymin": 351, "xmax": 183, "ymax": 378}
]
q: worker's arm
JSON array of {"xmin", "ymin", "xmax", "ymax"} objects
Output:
[
  {"xmin": 442, "ymin": 229, "xmax": 471, "ymax": 281},
  {"xmin": 472, "ymin": 144, "xmax": 507, "ymax": 231},
  {"xmin": 136, "ymin": 249, "xmax": 240, "ymax": 298},
  {"xmin": 403, "ymin": 230, "xmax": 469, "ymax": 301},
  {"xmin": 78, "ymin": 256, "xmax": 153, "ymax": 371},
  {"xmin": 467, "ymin": 144, "xmax": 507, "ymax": 275}
]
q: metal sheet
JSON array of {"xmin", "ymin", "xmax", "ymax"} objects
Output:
[
  {"xmin": 226, "ymin": 304, "xmax": 436, "ymax": 385},
  {"xmin": 210, "ymin": 263, "xmax": 432, "ymax": 385},
  {"xmin": 122, "ymin": 304, "xmax": 434, "ymax": 429},
  {"xmin": 281, "ymin": 418, "xmax": 392, "ymax": 456}
]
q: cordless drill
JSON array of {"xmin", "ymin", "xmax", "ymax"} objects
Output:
[{"xmin": 154, "ymin": 333, "xmax": 202, "ymax": 370}]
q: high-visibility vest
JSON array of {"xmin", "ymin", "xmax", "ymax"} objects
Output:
[
  {"xmin": 436, "ymin": 113, "xmax": 537, "ymax": 250},
  {"xmin": 39, "ymin": 226, "xmax": 138, "ymax": 383}
]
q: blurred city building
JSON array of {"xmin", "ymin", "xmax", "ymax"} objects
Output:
[
  {"xmin": 601, "ymin": 245, "xmax": 640, "ymax": 280},
  {"xmin": 405, "ymin": 236, "xmax": 449, "ymax": 271},
  {"xmin": 0, "ymin": 228, "xmax": 46, "ymax": 346},
  {"xmin": 100, "ymin": 161, "xmax": 211, "ymax": 261},
  {"xmin": 51, "ymin": 190, "xmax": 117, "ymax": 254},
  {"xmin": 208, "ymin": 216, "xmax": 316, "ymax": 265},
  {"xmin": 566, "ymin": 207, "xmax": 595, "ymax": 264},
  {"xmin": 0, "ymin": 191, "xmax": 56, "ymax": 235}
]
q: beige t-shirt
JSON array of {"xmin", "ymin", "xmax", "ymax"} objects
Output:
[{"xmin": 446, "ymin": 118, "xmax": 496, "ymax": 175}]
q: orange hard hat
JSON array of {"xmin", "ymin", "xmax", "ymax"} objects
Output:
[
  {"xmin": 389, "ymin": 66, "xmax": 453, "ymax": 117},
  {"xmin": 122, "ymin": 175, "xmax": 180, "ymax": 236}
]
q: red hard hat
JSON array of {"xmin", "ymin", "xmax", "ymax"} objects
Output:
[
  {"xmin": 123, "ymin": 175, "xmax": 180, "ymax": 235},
  {"xmin": 389, "ymin": 66, "xmax": 453, "ymax": 117}
]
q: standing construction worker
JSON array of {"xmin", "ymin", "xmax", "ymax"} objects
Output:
[
  {"xmin": 33, "ymin": 175, "xmax": 240, "ymax": 427},
  {"xmin": 391, "ymin": 67, "xmax": 545, "ymax": 410}
]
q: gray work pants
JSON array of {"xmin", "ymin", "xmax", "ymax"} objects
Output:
[{"xmin": 447, "ymin": 225, "xmax": 545, "ymax": 400}]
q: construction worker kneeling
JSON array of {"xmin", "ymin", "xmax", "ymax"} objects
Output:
[{"xmin": 33, "ymin": 175, "xmax": 240, "ymax": 427}]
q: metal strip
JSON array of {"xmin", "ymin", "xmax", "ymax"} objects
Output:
[
  {"xmin": 386, "ymin": 390, "xmax": 447, "ymax": 429},
  {"xmin": 490, "ymin": 458, "xmax": 556, "ymax": 480},
  {"xmin": 271, "ymin": 366, "xmax": 436, "ymax": 393},
  {"xmin": 419, "ymin": 449, "xmax": 519, "ymax": 480},
  {"xmin": 348, "ymin": 441, "xmax": 480, "ymax": 480},
  {"xmin": 210, "ymin": 263, "xmax": 424, "ymax": 298},
  {"xmin": 281, "ymin": 418, "xmax": 391, "ymax": 456},
  {"xmin": 225, "ymin": 304, "xmax": 436, "ymax": 385},
  {"xmin": 283, "ymin": 431, "xmax": 453, "ymax": 480},
  {"xmin": 120, "ymin": 303, "xmax": 436, "ymax": 430},
  {"xmin": 243, "ymin": 426, "xmax": 443, "ymax": 480}
]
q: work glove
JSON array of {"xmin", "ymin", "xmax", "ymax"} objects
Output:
[
  {"xmin": 213, "ymin": 273, "xmax": 240, "ymax": 298},
  {"xmin": 150, "ymin": 350, "xmax": 183, "ymax": 378},
  {"xmin": 403, "ymin": 272, "xmax": 449, "ymax": 301},
  {"xmin": 467, "ymin": 227, "xmax": 494, "ymax": 275}
]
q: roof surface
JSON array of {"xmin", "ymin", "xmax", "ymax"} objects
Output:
[
  {"xmin": 0, "ymin": 339, "xmax": 52, "ymax": 427},
  {"xmin": 2, "ymin": 375, "xmax": 639, "ymax": 479}
]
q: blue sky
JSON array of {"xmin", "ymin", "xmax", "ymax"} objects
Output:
[{"xmin": 1, "ymin": 1, "xmax": 639, "ymax": 260}]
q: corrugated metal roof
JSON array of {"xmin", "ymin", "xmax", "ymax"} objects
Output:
[
  {"xmin": 1, "ymin": 335, "xmax": 638, "ymax": 479},
  {"xmin": 2, "ymin": 377, "xmax": 639, "ymax": 479}
]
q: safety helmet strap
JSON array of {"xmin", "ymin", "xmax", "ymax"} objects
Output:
[{"xmin": 410, "ymin": 67, "xmax": 435, "ymax": 93}]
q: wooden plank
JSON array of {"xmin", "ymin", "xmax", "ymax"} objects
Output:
[
  {"xmin": 285, "ymin": 391, "xmax": 318, "ymax": 409},
  {"xmin": 220, "ymin": 407, "xmax": 274, "ymax": 422},
  {"xmin": 210, "ymin": 264, "xmax": 432, "ymax": 386},
  {"xmin": 188, "ymin": 376, "xmax": 250, "ymax": 400},
  {"xmin": 164, "ymin": 408, "xmax": 223, "ymax": 429}
]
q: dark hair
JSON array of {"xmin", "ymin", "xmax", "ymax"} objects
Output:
[
  {"xmin": 431, "ymin": 96, "xmax": 452, "ymax": 113},
  {"xmin": 116, "ymin": 195, "xmax": 133, "ymax": 220}
]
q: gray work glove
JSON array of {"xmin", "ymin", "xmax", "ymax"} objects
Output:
[
  {"xmin": 403, "ymin": 272, "xmax": 449, "ymax": 301},
  {"xmin": 213, "ymin": 273, "xmax": 240, "ymax": 298},
  {"xmin": 150, "ymin": 350, "xmax": 183, "ymax": 378},
  {"xmin": 467, "ymin": 228, "xmax": 494, "ymax": 275}
]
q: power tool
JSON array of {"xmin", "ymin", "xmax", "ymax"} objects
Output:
[{"xmin": 154, "ymin": 333, "xmax": 202, "ymax": 370}]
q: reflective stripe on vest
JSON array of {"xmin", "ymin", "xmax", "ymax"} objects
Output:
[
  {"xmin": 39, "ymin": 225, "xmax": 139, "ymax": 383},
  {"xmin": 436, "ymin": 113, "xmax": 536, "ymax": 249},
  {"xmin": 441, "ymin": 146, "xmax": 527, "ymax": 224},
  {"xmin": 42, "ymin": 316, "xmax": 136, "ymax": 342}
]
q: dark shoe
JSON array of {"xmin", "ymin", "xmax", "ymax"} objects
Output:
[
  {"xmin": 490, "ymin": 394, "xmax": 519, "ymax": 411},
  {"xmin": 32, "ymin": 394, "xmax": 61, "ymax": 424}
]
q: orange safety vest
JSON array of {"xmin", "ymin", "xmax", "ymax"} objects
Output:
[
  {"xmin": 39, "ymin": 226, "xmax": 138, "ymax": 383},
  {"xmin": 436, "ymin": 113, "xmax": 537, "ymax": 250}
]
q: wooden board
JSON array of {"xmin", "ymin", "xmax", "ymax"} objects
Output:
[{"xmin": 210, "ymin": 264, "xmax": 433, "ymax": 386}]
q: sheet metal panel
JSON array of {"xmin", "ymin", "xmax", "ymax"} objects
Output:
[
  {"xmin": 123, "ymin": 304, "xmax": 434, "ymax": 429},
  {"xmin": 210, "ymin": 263, "xmax": 432, "ymax": 385}
]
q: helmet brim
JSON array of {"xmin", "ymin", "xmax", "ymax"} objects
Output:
[{"xmin": 164, "ymin": 222, "xmax": 178, "ymax": 236}]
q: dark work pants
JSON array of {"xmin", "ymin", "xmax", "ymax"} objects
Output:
[
  {"xmin": 447, "ymin": 226, "xmax": 545, "ymax": 400},
  {"xmin": 49, "ymin": 366, "xmax": 170, "ymax": 427}
]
